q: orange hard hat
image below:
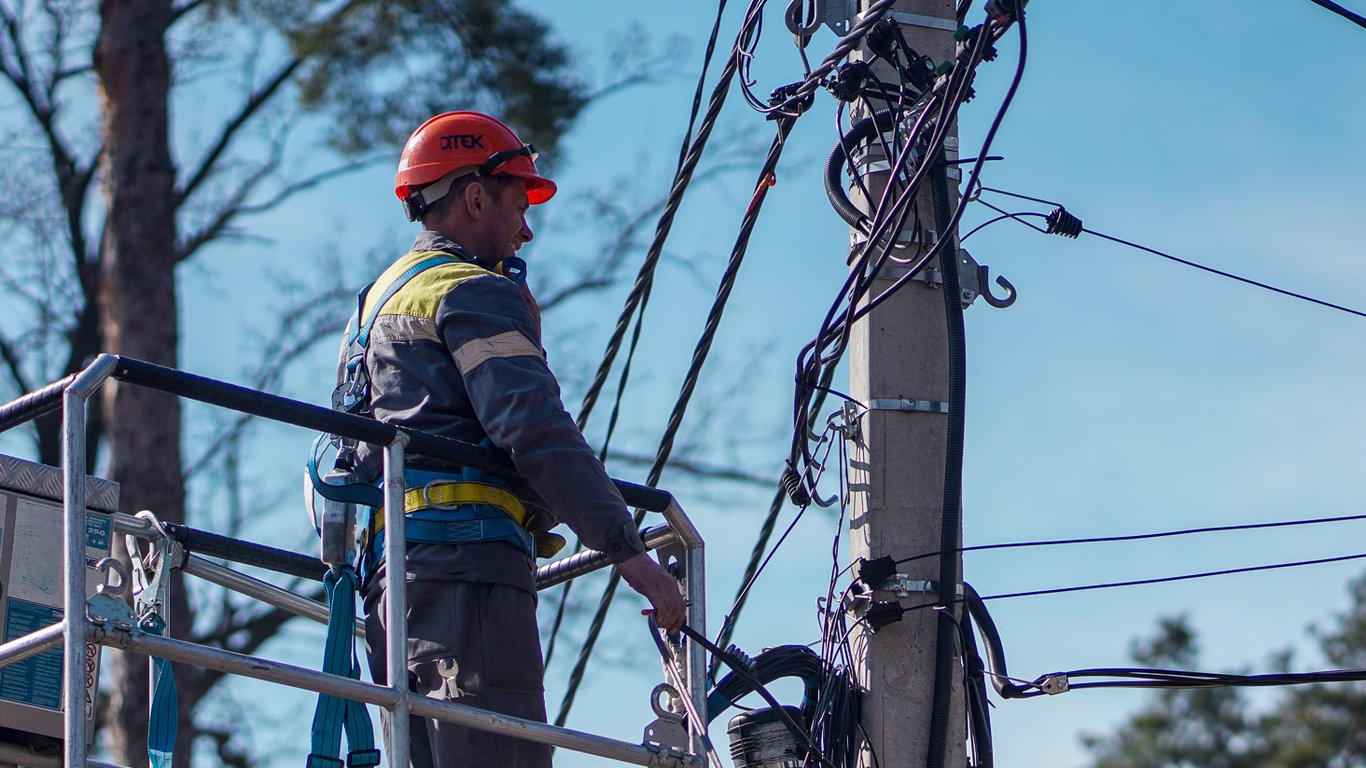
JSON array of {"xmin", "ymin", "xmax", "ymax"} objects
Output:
[{"xmin": 395, "ymin": 111, "xmax": 557, "ymax": 220}]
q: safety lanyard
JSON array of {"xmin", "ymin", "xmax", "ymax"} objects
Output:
[{"xmin": 307, "ymin": 566, "xmax": 380, "ymax": 768}]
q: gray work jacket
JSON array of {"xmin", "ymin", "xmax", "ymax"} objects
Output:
[{"xmin": 343, "ymin": 231, "xmax": 646, "ymax": 590}]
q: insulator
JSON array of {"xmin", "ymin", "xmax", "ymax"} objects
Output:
[
  {"xmin": 780, "ymin": 466, "xmax": 811, "ymax": 507},
  {"xmin": 726, "ymin": 645, "xmax": 757, "ymax": 677},
  {"xmin": 1046, "ymin": 206, "xmax": 1082, "ymax": 238}
]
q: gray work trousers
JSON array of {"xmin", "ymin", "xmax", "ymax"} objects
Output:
[{"xmin": 365, "ymin": 578, "xmax": 552, "ymax": 768}]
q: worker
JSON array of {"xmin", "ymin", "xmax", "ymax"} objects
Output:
[{"xmin": 334, "ymin": 111, "xmax": 686, "ymax": 767}]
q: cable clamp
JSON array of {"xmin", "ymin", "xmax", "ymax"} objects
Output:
[
  {"xmin": 879, "ymin": 574, "xmax": 965, "ymax": 598},
  {"xmin": 1040, "ymin": 674, "xmax": 1070, "ymax": 695},
  {"xmin": 882, "ymin": 575, "xmax": 936, "ymax": 597}
]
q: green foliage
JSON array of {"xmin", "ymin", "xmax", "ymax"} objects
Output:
[
  {"xmin": 226, "ymin": 0, "xmax": 587, "ymax": 159},
  {"xmin": 1082, "ymin": 576, "xmax": 1366, "ymax": 768}
]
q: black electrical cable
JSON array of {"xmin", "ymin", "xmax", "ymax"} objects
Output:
[
  {"xmin": 1081, "ymin": 226, "xmax": 1366, "ymax": 321},
  {"xmin": 976, "ymin": 186, "xmax": 1366, "ymax": 321},
  {"xmin": 574, "ymin": 0, "xmax": 758, "ymax": 434},
  {"xmin": 1044, "ymin": 666, "xmax": 1366, "ymax": 690},
  {"xmin": 680, "ymin": 624, "xmax": 840, "ymax": 768},
  {"xmin": 710, "ymin": 371, "xmax": 848, "ymax": 680},
  {"xmin": 791, "ymin": 11, "xmax": 1016, "ymax": 483},
  {"xmin": 846, "ymin": 10, "xmax": 1027, "ymax": 327},
  {"xmin": 542, "ymin": 0, "xmax": 734, "ymax": 672},
  {"xmin": 978, "ymin": 551, "xmax": 1366, "ymax": 602},
  {"xmin": 894, "ymin": 511, "xmax": 1366, "ymax": 566},
  {"xmin": 556, "ymin": 119, "xmax": 798, "ymax": 727},
  {"xmin": 1304, "ymin": 0, "xmax": 1366, "ymax": 29},
  {"xmin": 921, "ymin": 18, "xmax": 1017, "ymax": 755},
  {"xmin": 957, "ymin": 602, "xmax": 995, "ymax": 768},
  {"xmin": 962, "ymin": 582, "xmax": 1033, "ymax": 700}
]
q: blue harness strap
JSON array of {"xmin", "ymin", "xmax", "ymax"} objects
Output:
[
  {"xmin": 143, "ymin": 614, "xmax": 177, "ymax": 768},
  {"xmin": 308, "ymin": 567, "xmax": 380, "ymax": 768}
]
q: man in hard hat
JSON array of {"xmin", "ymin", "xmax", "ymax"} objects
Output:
[{"xmin": 338, "ymin": 111, "xmax": 685, "ymax": 767}]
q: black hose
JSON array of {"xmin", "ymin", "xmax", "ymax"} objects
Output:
[
  {"xmin": 709, "ymin": 644, "xmax": 824, "ymax": 725},
  {"xmin": 963, "ymin": 583, "xmax": 1030, "ymax": 699},
  {"xmin": 925, "ymin": 158, "xmax": 967, "ymax": 768},
  {"xmin": 824, "ymin": 110, "xmax": 896, "ymax": 229},
  {"xmin": 959, "ymin": 600, "xmax": 994, "ymax": 767}
]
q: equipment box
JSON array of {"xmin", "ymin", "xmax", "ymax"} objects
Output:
[{"xmin": 0, "ymin": 453, "xmax": 118, "ymax": 743}]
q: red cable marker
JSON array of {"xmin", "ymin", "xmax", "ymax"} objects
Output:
[{"xmin": 746, "ymin": 172, "xmax": 778, "ymax": 217}]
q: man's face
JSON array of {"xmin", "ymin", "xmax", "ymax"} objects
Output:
[{"xmin": 483, "ymin": 178, "xmax": 533, "ymax": 264}]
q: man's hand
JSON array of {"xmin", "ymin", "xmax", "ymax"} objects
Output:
[{"xmin": 617, "ymin": 552, "xmax": 685, "ymax": 633}]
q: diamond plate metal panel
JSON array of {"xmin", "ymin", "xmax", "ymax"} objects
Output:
[{"xmin": 0, "ymin": 454, "xmax": 119, "ymax": 513}]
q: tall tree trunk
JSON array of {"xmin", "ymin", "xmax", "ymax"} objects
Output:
[{"xmin": 94, "ymin": 2, "xmax": 195, "ymax": 765}]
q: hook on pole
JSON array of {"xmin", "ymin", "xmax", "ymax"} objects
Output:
[{"xmin": 977, "ymin": 265, "xmax": 1017, "ymax": 308}]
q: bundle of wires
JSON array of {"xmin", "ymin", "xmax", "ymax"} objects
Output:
[{"xmin": 785, "ymin": 5, "xmax": 1027, "ymax": 505}]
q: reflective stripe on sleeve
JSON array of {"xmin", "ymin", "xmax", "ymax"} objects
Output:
[{"xmin": 452, "ymin": 330, "xmax": 544, "ymax": 375}]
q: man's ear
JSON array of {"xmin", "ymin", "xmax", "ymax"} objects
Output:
[{"xmin": 463, "ymin": 180, "xmax": 487, "ymax": 219}]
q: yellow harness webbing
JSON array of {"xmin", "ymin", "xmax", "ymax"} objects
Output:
[{"xmin": 364, "ymin": 480, "xmax": 566, "ymax": 557}]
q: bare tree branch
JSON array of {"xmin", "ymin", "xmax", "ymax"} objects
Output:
[
  {"xmin": 182, "ymin": 282, "xmax": 352, "ymax": 479},
  {"xmin": 198, "ymin": 725, "xmax": 253, "ymax": 768},
  {"xmin": 176, "ymin": 152, "xmax": 375, "ymax": 263},
  {"xmin": 0, "ymin": 329, "xmax": 33, "ymax": 394},
  {"xmin": 175, "ymin": 57, "xmax": 302, "ymax": 209},
  {"xmin": 170, "ymin": 0, "xmax": 208, "ymax": 26},
  {"xmin": 606, "ymin": 449, "xmax": 773, "ymax": 488}
]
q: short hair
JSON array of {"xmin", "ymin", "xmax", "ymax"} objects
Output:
[{"xmin": 419, "ymin": 173, "xmax": 521, "ymax": 227}]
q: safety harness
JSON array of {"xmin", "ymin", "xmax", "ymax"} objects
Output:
[
  {"xmin": 310, "ymin": 250, "xmax": 564, "ymax": 571},
  {"xmin": 304, "ymin": 252, "xmax": 568, "ymax": 764}
]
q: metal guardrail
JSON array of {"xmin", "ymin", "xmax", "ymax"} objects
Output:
[{"xmin": 0, "ymin": 354, "xmax": 707, "ymax": 768}]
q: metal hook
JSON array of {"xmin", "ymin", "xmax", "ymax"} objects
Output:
[
  {"xmin": 785, "ymin": 0, "xmax": 822, "ymax": 47},
  {"xmin": 95, "ymin": 557, "xmax": 129, "ymax": 596},
  {"xmin": 976, "ymin": 265, "xmax": 1017, "ymax": 308}
]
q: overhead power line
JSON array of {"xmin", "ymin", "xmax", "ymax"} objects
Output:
[
  {"xmin": 894, "ymin": 511, "xmax": 1366, "ymax": 566},
  {"xmin": 972, "ymin": 187, "xmax": 1366, "ymax": 321},
  {"xmin": 1305, "ymin": 0, "xmax": 1366, "ymax": 29},
  {"xmin": 1082, "ymin": 226, "xmax": 1366, "ymax": 321},
  {"xmin": 977, "ymin": 551, "xmax": 1366, "ymax": 601}
]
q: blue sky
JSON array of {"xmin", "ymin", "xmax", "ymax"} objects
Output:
[{"xmin": 161, "ymin": 1, "xmax": 1366, "ymax": 765}]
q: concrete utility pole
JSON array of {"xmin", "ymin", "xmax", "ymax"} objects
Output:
[{"xmin": 847, "ymin": 1, "xmax": 965, "ymax": 767}]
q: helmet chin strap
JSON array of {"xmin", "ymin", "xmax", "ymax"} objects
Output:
[{"xmin": 401, "ymin": 166, "xmax": 478, "ymax": 222}]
